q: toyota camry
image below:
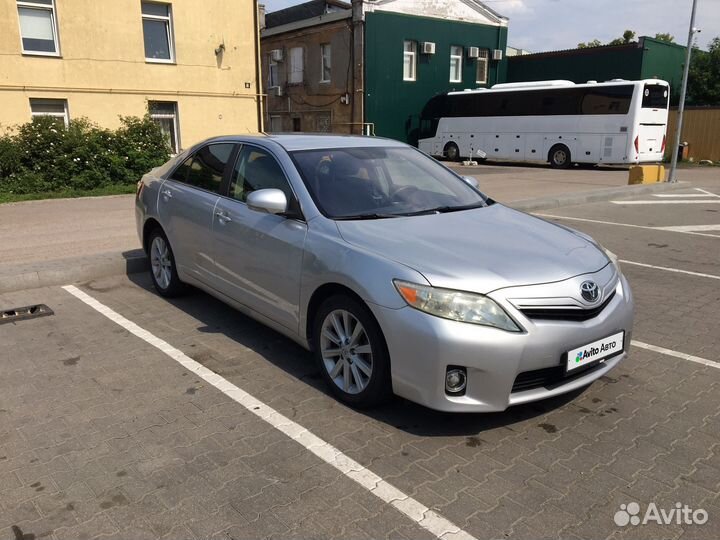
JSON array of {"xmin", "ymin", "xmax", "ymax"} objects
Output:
[{"xmin": 135, "ymin": 134, "xmax": 633, "ymax": 412}]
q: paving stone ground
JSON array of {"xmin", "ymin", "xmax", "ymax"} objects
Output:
[{"xmin": 1, "ymin": 186, "xmax": 719, "ymax": 540}]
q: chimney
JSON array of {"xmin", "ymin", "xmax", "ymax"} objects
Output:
[{"xmin": 258, "ymin": 3, "xmax": 266, "ymax": 30}]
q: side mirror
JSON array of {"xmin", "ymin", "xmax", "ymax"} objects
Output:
[
  {"xmin": 246, "ymin": 188, "xmax": 288, "ymax": 215},
  {"xmin": 462, "ymin": 175, "xmax": 480, "ymax": 189}
]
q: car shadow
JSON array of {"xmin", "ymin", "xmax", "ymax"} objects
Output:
[{"xmin": 126, "ymin": 271, "xmax": 589, "ymax": 437}]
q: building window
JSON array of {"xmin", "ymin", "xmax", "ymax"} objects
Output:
[
  {"xmin": 289, "ymin": 47, "xmax": 304, "ymax": 84},
  {"xmin": 476, "ymin": 49, "xmax": 489, "ymax": 84},
  {"xmin": 142, "ymin": 2, "xmax": 174, "ymax": 63},
  {"xmin": 450, "ymin": 45, "xmax": 463, "ymax": 83},
  {"xmin": 30, "ymin": 98, "xmax": 68, "ymax": 127},
  {"xmin": 149, "ymin": 101, "xmax": 179, "ymax": 153},
  {"xmin": 268, "ymin": 56, "xmax": 279, "ymax": 88},
  {"xmin": 17, "ymin": 0, "xmax": 60, "ymax": 55},
  {"xmin": 320, "ymin": 43, "xmax": 331, "ymax": 83},
  {"xmin": 403, "ymin": 40, "xmax": 416, "ymax": 81},
  {"xmin": 292, "ymin": 117, "xmax": 301, "ymax": 132}
]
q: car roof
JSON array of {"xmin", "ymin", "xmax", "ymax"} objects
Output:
[{"xmin": 199, "ymin": 133, "xmax": 409, "ymax": 152}]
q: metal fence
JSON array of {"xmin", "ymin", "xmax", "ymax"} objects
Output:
[{"xmin": 666, "ymin": 106, "xmax": 720, "ymax": 161}]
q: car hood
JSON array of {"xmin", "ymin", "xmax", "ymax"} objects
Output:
[{"xmin": 335, "ymin": 204, "xmax": 609, "ymax": 293}]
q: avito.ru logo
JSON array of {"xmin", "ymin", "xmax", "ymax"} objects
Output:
[{"xmin": 614, "ymin": 502, "xmax": 709, "ymax": 527}]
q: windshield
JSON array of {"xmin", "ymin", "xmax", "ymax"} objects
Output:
[{"xmin": 290, "ymin": 147, "xmax": 486, "ymax": 219}]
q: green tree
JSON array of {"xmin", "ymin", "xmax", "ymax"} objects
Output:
[
  {"xmin": 608, "ymin": 30, "xmax": 637, "ymax": 46},
  {"xmin": 654, "ymin": 32, "xmax": 675, "ymax": 43},
  {"xmin": 578, "ymin": 39, "xmax": 602, "ymax": 49},
  {"xmin": 688, "ymin": 37, "xmax": 720, "ymax": 105}
]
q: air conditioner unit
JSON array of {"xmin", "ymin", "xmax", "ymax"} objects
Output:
[
  {"xmin": 422, "ymin": 42, "xmax": 436, "ymax": 55},
  {"xmin": 467, "ymin": 47, "xmax": 480, "ymax": 59},
  {"xmin": 274, "ymin": 86, "xmax": 283, "ymax": 97},
  {"xmin": 492, "ymin": 49, "xmax": 503, "ymax": 61},
  {"xmin": 270, "ymin": 49, "xmax": 283, "ymax": 62}
]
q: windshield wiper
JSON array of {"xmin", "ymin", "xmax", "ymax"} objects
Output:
[
  {"xmin": 398, "ymin": 202, "xmax": 486, "ymax": 217},
  {"xmin": 333, "ymin": 213, "xmax": 401, "ymax": 221}
]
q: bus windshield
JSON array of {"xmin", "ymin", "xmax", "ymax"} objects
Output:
[{"xmin": 642, "ymin": 84, "xmax": 669, "ymax": 109}]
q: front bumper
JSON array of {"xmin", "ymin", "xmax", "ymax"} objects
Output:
[{"xmin": 370, "ymin": 274, "xmax": 634, "ymax": 413}]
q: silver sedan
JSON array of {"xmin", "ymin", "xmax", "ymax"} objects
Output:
[{"xmin": 135, "ymin": 134, "xmax": 634, "ymax": 412}]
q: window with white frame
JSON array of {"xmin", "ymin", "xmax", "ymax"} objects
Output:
[
  {"xmin": 403, "ymin": 40, "xmax": 417, "ymax": 81},
  {"xmin": 29, "ymin": 98, "xmax": 68, "ymax": 127},
  {"xmin": 17, "ymin": 0, "xmax": 60, "ymax": 55},
  {"xmin": 320, "ymin": 43, "xmax": 331, "ymax": 83},
  {"xmin": 149, "ymin": 101, "xmax": 179, "ymax": 153},
  {"xmin": 289, "ymin": 47, "xmax": 304, "ymax": 84},
  {"xmin": 450, "ymin": 45, "xmax": 463, "ymax": 83},
  {"xmin": 142, "ymin": 2, "xmax": 174, "ymax": 62},
  {"xmin": 268, "ymin": 55, "xmax": 279, "ymax": 88},
  {"xmin": 476, "ymin": 49, "xmax": 489, "ymax": 84}
]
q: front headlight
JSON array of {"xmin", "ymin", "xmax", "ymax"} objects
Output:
[{"xmin": 393, "ymin": 280, "xmax": 521, "ymax": 332}]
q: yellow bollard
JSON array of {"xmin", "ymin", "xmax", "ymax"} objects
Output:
[{"xmin": 628, "ymin": 165, "xmax": 666, "ymax": 184}]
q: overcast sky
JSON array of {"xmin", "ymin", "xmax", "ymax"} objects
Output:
[{"xmin": 262, "ymin": 0, "xmax": 719, "ymax": 52}]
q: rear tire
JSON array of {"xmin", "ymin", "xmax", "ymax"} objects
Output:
[
  {"xmin": 148, "ymin": 228, "xmax": 186, "ymax": 298},
  {"xmin": 312, "ymin": 295, "xmax": 392, "ymax": 408},
  {"xmin": 549, "ymin": 144, "xmax": 571, "ymax": 169},
  {"xmin": 444, "ymin": 142, "xmax": 460, "ymax": 162}
]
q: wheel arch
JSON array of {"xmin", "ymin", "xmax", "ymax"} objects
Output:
[{"xmin": 142, "ymin": 218, "xmax": 163, "ymax": 254}]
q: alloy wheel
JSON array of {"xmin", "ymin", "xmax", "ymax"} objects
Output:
[
  {"xmin": 150, "ymin": 235, "xmax": 172, "ymax": 290},
  {"xmin": 320, "ymin": 309, "xmax": 373, "ymax": 394}
]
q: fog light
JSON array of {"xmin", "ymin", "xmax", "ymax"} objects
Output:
[{"xmin": 445, "ymin": 367, "xmax": 467, "ymax": 395}]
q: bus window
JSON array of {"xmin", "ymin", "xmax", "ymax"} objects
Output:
[
  {"xmin": 580, "ymin": 86, "xmax": 633, "ymax": 115},
  {"xmin": 642, "ymin": 85, "xmax": 669, "ymax": 109}
]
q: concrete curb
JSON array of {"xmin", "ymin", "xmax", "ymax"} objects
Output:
[
  {"xmin": 0, "ymin": 181, "xmax": 692, "ymax": 295},
  {"xmin": 509, "ymin": 181, "xmax": 689, "ymax": 212},
  {"xmin": 0, "ymin": 249, "xmax": 148, "ymax": 295}
]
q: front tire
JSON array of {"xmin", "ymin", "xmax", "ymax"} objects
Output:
[
  {"xmin": 148, "ymin": 228, "xmax": 185, "ymax": 297},
  {"xmin": 312, "ymin": 295, "xmax": 392, "ymax": 408},
  {"xmin": 549, "ymin": 144, "xmax": 571, "ymax": 169},
  {"xmin": 444, "ymin": 142, "xmax": 460, "ymax": 162}
]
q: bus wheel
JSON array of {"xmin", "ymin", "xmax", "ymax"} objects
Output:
[
  {"xmin": 444, "ymin": 142, "xmax": 460, "ymax": 161},
  {"xmin": 549, "ymin": 145, "xmax": 571, "ymax": 169}
]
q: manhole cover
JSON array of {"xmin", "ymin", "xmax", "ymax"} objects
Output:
[{"xmin": 0, "ymin": 304, "xmax": 54, "ymax": 325}]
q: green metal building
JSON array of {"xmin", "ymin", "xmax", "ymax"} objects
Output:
[
  {"xmin": 364, "ymin": 6, "xmax": 509, "ymax": 144},
  {"xmin": 507, "ymin": 37, "xmax": 686, "ymax": 102},
  {"xmin": 260, "ymin": 0, "xmax": 508, "ymax": 144}
]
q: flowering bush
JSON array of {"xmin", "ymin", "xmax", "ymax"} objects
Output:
[{"xmin": 0, "ymin": 115, "xmax": 170, "ymax": 195}]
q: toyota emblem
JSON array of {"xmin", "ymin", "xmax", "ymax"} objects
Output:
[{"xmin": 580, "ymin": 281, "xmax": 600, "ymax": 303}]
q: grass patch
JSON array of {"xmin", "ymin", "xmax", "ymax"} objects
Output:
[{"xmin": 0, "ymin": 183, "xmax": 136, "ymax": 204}]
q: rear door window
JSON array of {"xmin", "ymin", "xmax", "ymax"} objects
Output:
[
  {"xmin": 642, "ymin": 84, "xmax": 669, "ymax": 109},
  {"xmin": 170, "ymin": 143, "xmax": 235, "ymax": 192}
]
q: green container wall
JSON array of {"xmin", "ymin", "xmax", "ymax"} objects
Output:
[
  {"xmin": 364, "ymin": 11, "xmax": 507, "ymax": 144},
  {"xmin": 506, "ymin": 46, "xmax": 644, "ymax": 84},
  {"xmin": 640, "ymin": 38, "xmax": 687, "ymax": 99},
  {"xmin": 506, "ymin": 37, "xmax": 686, "ymax": 102}
]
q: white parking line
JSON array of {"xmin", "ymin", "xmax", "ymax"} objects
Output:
[
  {"xmin": 652, "ymin": 194, "xmax": 718, "ymax": 198},
  {"xmin": 631, "ymin": 341, "xmax": 720, "ymax": 370},
  {"xmin": 694, "ymin": 188, "xmax": 719, "ymax": 196},
  {"xmin": 535, "ymin": 214, "xmax": 720, "ymax": 239},
  {"xmin": 619, "ymin": 260, "xmax": 720, "ymax": 280},
  {"xmin": 610, "ymin": 200, "xmax": 720, "ymax": 205},
  {"xmin": 61, "ymin": 285, "xmax": 476, "ymax": 540},
  {"xmin": 654, "ymin": 224, "xmax": 720, "ymax": 233}
]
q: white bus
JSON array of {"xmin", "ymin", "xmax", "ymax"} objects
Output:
[{"xmin": 417, "ymin": 79, "xmax": 670, "ymax": 168}]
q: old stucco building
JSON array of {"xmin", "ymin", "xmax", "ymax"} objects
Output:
[{"xmin": 0, "ymin": 0, "xmax": 263, "ymax": 151}]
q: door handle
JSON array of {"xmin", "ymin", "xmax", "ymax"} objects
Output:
[
  {"xmin": 215, "ymin": 211, "xmax": 232, "ymax": 224},
  {"xmin": 161, "ymin": 189, "xmax": 173, "ymax": 199}
]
